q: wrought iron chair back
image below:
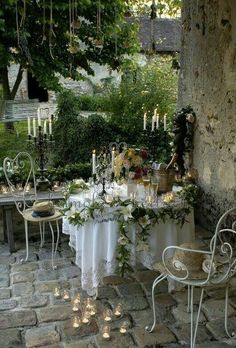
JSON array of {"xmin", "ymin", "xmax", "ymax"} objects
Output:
[
  {"xmin": 161, "ymin": 207, "xmax": 236, "ymax": 285},
  {"xmin": 147, "ymin": 207, "xmax": 236, "ymax": 348},
  {"xmin": 3, "ymin": 152, "xmax": 37, "ymax": 215}
]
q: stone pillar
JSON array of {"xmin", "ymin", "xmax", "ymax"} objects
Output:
[{"xmin": 179, "ymin": 0, "xmax": 236, "ymax": 228}]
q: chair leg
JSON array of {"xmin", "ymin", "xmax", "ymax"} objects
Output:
[
  {"xmin": 189, "ymin": 286, "xmax": 204, "ymax": 348},
  {"xmin": 145, "ymin": 273, "xmax": 167, "ymax": 333},
  {"xmin": 24, "ymin": 219, "xmax": 29, "ymax": 262},
  {"xmin": 224, "ymin": 283, "xmax": 235, "ymax": 338},
  {"xmin": 39, "ymin": 222, "xmax": 43, "ymax": 248},
  {"xmin": 187, "ymin": 285, "xmax": 191, "ymax": 313},
  {"xmin": 49, "ymin": 221, "xmax": 60, "ymax": 270}
]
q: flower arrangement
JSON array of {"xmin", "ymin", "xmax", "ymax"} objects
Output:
[
  {"xmin": 114, "ymin": 148, "xmax": 149, "ymax": 180},
  {"xmin": 63, "ymin": 179, "xmax": 90, "ymax": 200}
]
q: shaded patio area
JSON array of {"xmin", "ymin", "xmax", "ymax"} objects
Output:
[{"xmin": 0, "ymin": 225, "xmax": 236, "ymax": 348}]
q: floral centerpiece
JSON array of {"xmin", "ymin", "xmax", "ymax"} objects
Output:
[
  {"xmin": 63, "ymin": 178, "xmax": 90, "ymax": 200},
  {"xmin": 114, "ymin": 148, "xmax": 149, "ymax": 180}
]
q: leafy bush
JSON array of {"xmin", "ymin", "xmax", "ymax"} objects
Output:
[
  {"xmin": 105, "ymin": 57, "xmax": 177, "ymax": 161},
  {"xmin": 79, "ymin": 95, "xmax": 109, "ymax": 112},
  {"xmin": 47, "ymin": 162, "xmax": 91, "ymax": 182}
]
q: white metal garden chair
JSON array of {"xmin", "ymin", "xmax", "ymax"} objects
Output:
[
  {"xmin": 146, "ymin": 207, "xmax": 236, "ymax": 348},
  {"xmin": 3, "ymin": 152, "xmax": 62, "ymax": 269}
]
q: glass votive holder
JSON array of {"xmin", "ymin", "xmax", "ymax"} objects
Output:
[
  {"xmin": 72, "ymin": 316, "xmax": 81, "ymax": 328},
  {"xmin": 53, "ymin": 287, "xmax": 61, "ymax": 299},
  {"xmin": 146, "ymin": 195, "xmax": 154, "ymax": 205},
  {"xmin": 1, "ymin": 185, "xmax": 8, "ymax": 194},
  {"xmin": 25, "ymin": 183, "xmax": 31, "ymax": 193},
  {"xmin": 72, "ymin": 300, "xmax": 80, "ymax": 312},
  {"xmin": 62, "ymin": 290, "xmax": 70, "ymax": 301},
  {"xmin": 101, "ymin": 325, "xmax": 111, "ymax": 340},
  {"xmin": 53, "ymin": 181, "xmax": 60, "ymax": 191},
  {"xmin": 82, "ymin": 309, "xmax": 91, "ymax": 324},
  {"xmin": 114, "ymin": 303, "xmax": 123, "ymax": 318},
  {"xmin": 16, "ymin": 183, "xmax": 23, "ymax": 191},
  {"xmin": 103, "ymin": 308, "xmax": 112, "ymax": 322},
  {"xmin": 73, "ymin": 293, "xmax": 81, "ymax": 305},
  {"xmin": 120, "ymin": 321, "xmax": 129, "ymax": 334}
]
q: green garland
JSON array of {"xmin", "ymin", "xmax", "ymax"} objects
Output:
[{"xmin": 64, "ymin": 183, "xmax": 198, "ymax": 277}]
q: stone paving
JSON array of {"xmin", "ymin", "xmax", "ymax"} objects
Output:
[{"xmin": 0, "ymin": 226, "xmax": 236, "ymax": 348}]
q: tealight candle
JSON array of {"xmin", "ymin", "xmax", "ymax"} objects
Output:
[
  {"xmin": 103, "ymin": 308, "xmax": 112, "ymax": 322},
  {"xmin": 74, "ymin": 294, "xmax": 81, "ymax": 305},
  {"xmin": 102, "ymin": 325, "xmax": 111, "ymax": 340},
  {"xmin": 72, "ymin": 316, "xmax": 81, "ymax": 328},
  {"xmin": 63, "ymin": 290, "xmax": 70, "ymax": 301},
  {"xmin": 2, "ymin": 186, "xmax": 8, "ymax": 194},
  {"xmin": 82, "ymin": 310, "xmax": 91, "ymax": 324},
  {"xmin": 120, "ymin": 321, "xmax": 129, "ymax": 334},
  {"xmin": 114, "ymin": 303, "xmax": 122, "ymax": 317},
  {"xmin": 53, "ymin": 287, "xmax": 61, "ymax": 299},
  {"xmin": 90, "ymin": 304, "xmax": 96, "ymax": 316},
  {"xmin": 72, "ymin": 300, "xmax": 79, "ymax": 312}
]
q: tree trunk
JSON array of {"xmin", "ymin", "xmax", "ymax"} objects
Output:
[{"xmin": 1, "ymin": 65, "xmax": 24, "ymax": 132}]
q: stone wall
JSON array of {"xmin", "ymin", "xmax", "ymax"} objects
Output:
[{"xmin": 179, "ymin": 0, "xmax": 236, "ymax": 228}]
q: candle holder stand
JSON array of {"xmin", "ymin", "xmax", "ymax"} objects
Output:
[
  {"xmin": 28, "ymin": 126, "xmax": 54, "ymax": 191},
  {"xmin": 142, "ymin": 127, "xmax": 159, "ymax": 162}
]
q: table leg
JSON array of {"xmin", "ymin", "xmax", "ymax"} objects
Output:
[{"xmin": 3, "ymin": 206, "xmax": 15, "ymax": 253}]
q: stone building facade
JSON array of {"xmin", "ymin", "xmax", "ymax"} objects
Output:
[{"xmin": 179, "ymin": 0, "xmax": 236, "ymax": 227}]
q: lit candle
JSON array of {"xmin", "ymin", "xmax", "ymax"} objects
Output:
[
  {"xmin": 92, "ymin": 150, "xmax": 96, "ymax": 175},
  {"xmin": 49, "ymin": 120, "xmax": 52, "ymax": 135},
  {"xmin": 164, "ymin": 114, "xmax": 167, "ymax": 131},
  {"xmin": 63, "ymin": 290, "xmax": 70, "ymax": 301},
  {"xmin": 82, "ymin": 310, "xmax": 91, "ymax": 324},
  {"xmin": 143, "ymin": 112, "xmax": 147, "ymax": 130},
  {"xmin": 103, "ymin": 309, "xmax": 112, "ymax": 322},
  {"xmin": 156, "ymin": 113, "xmax": 159, "ymax": 129},
  {"xmin": 72, "ymin": 300, "xmax": 79, "ymax": 312},
  {"xmin": 154, "ymin": 108, "xmax": 157, "ymax": 117},
  {"xmin": 114, "ymin": 303, "xmax": 122, "ymax": 317},
  {"xmin": 43, "ymin": 120, "xmax": 47, "ymax": 134},
  {"xmin": 53, "ymin": 287, "xmax": 61, "ymax": 299},
  {"xmin": 90, "ymin": 304, "xmax": 96, "ymax": 316},
  {"xmin": 111, "ymin": 147, "xmax": 115, "ymax": 172},
  {"xmin": 33, "ymin": 118, "xmax": 36, "ymax": 137},
  {"xmin": 72, "ymin": 316, "xmax": 81, "ymax": 328},
  {"xmin": 27, "ymin": 117, "xmax": 31, "ymax": 135},
  {"xmin": 102, "ymin": 325, "xmax": 111, "ymax": 340},
  {"xmin": 120, "ymin": 321, "xmax": 129, "ymax": 334},
  {"xmin": 37, "ymin": 108, "xmax": 41, "ymax": 127},
  {"xmin": 74, "ymin": 294, "xmax": 81, "ymax": 305}
]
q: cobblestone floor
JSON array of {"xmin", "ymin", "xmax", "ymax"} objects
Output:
[{"xmin": 0, "ymin": 226, "xmax": 236, "ymax": 348}]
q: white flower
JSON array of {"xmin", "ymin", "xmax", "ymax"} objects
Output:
[
  {"xmin": 186, "ymin": 113, "xmax": 195, "ymax": 123},
  {"xmin": 118, "ymin": 235, "xmax": 129, "ymax": 246},
  {"xmin": 138, "ymin": 215, "xmax": 151, "ymax": 228},
  {"xmin": 120, "ymin": 204, "xmax": 133, "ymax": 221}
]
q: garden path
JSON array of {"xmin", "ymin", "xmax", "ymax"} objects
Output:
[{"xmin": 0, "ymin": 225, "xmax": 236, "ymax": 348}]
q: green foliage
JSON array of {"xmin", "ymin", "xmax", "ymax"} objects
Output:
[
  {"xmin": 53, "ymin": 91, "xmax": 118, "ymax": 164},
  {"xmin": 105, "ymin": 57, "xmax": 177, "ymax": 161},
  {"xmin": 0, "ymin": 0, "xmax": 139, "ymax": 99},
  {"xmin": 47, "ymin": 163, "xmax": 91, "ymax": 183},
  {"xmin": 79, "ymin": 95, "xmax": 109, "ymax": 112}
]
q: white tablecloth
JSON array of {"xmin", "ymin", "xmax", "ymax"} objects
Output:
[{"xmin": 63, "ymin": 186, "xmax": 195, "ymax": 295}]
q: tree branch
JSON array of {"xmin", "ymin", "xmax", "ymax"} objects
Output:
[{"xmin": 0, "ymin": 67, "xmax": 11, "ymax": 99}]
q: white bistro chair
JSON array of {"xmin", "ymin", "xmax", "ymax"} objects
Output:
[
  {"xmin": 3, "ymin": 152, "xmax": 62, "ymax": 269},
  {"xmin": 146, "ymin": 207, "xmax": 236, "ymax": 348}
]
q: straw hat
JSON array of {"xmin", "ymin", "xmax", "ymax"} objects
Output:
[
  {"xmin": 31, "ymin": 201, "xmax": 55, "ymax": 217},
  {"xmin": 154, "ymin": 243, "xmax": 208, "ymax": 280}
]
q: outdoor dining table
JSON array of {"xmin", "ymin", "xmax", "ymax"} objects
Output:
[{"xmin": 62, "ymin": 184, "xmax": 195, "ymax": 295}]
